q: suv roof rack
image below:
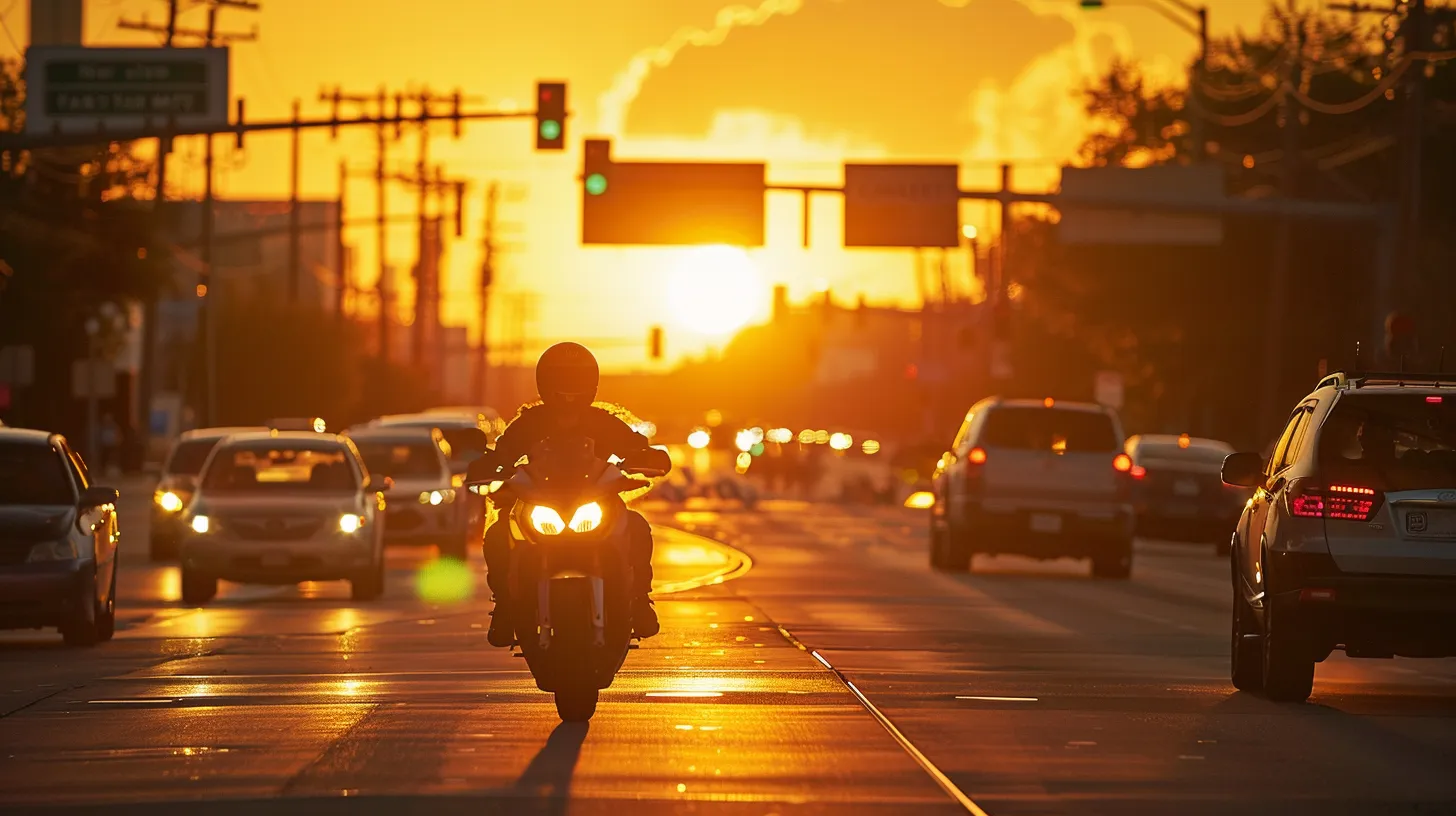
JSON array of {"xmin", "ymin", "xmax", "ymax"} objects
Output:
[{"xmin": 1317, "ymin": 370, "xmax": 1456, "ymax": 390}]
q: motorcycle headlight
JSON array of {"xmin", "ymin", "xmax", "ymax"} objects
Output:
[
  {"xmin": 338, "ymin": 514, "xmax": 363, "ymax": 534},
  {"xmin": 529, "ymin": 505, "xmax": 566, "ymax": 536},
  {"xmin": 155, "ymin": 490, "xmax": 185, "ymax": 513},
  {"xmin": 569, "ymin": 502, "xmax": 604, "ymax": 533},
  {"xmin": 27, "ymin": 540, "xmax": 78, "ymax": 563},
  {"xmin": 191, "ymin": 515, "xmax": 211, "ymax": 535}
]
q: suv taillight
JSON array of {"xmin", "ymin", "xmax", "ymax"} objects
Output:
[{"xmin": 1287, "ymin": 478, "xmax": 1378, "ymax": 522}]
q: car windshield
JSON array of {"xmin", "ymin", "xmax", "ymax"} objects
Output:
[
  {"xmin": 201, "ymin": 445, "xmax": 357, "ymax": 493},
  {"xmin": 1318, "ymin": 395, "xmax": 1456, "ymax": 492},
  {"xmin": 0, "ymin": 443, "xmax": 74, "ymax": 505},
  {"xmin": 166, "ymin": 439, "xmax": 222, "ymax": 476},
  {"xmin": 980, "ymin": 407, "xmax": 1120, "ymax": 453},
  {"xmin": 1135, "ymin": 441, "xmax": 1232, "ymax": 467},
  {"xmin": 354, "ymin": 441, "xmax": 443, "ymax": 479}
]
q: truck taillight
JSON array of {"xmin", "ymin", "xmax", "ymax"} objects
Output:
[
  {"xmin": 968, "ymin": 447, "xmax": 987, "ymax": 465},
  {"xmin": 1288, "ymin": 479, "xmax": 1378, "ymax": 521},
  {"xmin": 1113, "ymin": 453, "xmax": 1132, "ymax": 473}
]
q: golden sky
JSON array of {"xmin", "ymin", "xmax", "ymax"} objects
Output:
[{"xmin": 3, "ymin": 0, "xmax": 1275, "ymax": 371}]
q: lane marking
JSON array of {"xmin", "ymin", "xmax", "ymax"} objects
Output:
[
  {"xmin": 804, "ymin": 647, "xmax": 991, "ymax": 816},
  {"xmin": 956, "ymin": 696, "xmax": 1038, "ymax": 703},
  {"xmin": 651, "ymin": 527, "xmax": 754, "ymax": 596}
]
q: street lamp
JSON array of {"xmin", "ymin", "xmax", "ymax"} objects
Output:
[{"xmin": 1079, "ymin": 0, "xmax": 1209, "ymax": 161}]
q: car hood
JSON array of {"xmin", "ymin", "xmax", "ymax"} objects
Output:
[
  {"xmin": 386, "ymin": 477, "xmax": 453, "ymax": 495},
  {"xmin": 194, "ymin": 495, "xmax": 363, "ymax": 516},
  {"xmin": 0, "ymin": 505, "xmax": 77, "ymax": 541}
]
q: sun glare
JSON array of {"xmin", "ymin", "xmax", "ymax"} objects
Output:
[{"xmin": 666, "ymin": 245, "xmax": 763, "ymax": 337}]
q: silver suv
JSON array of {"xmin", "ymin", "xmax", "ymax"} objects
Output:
[
  {"xmin": 1222, "ymin": 371, "xmax": 1456, "ymax": 702},
  {"xmin": 929, "ymin": 397, "xmax": 1135, "ymax": 578}
]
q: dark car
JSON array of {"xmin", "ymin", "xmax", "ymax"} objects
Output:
[
  {"xmin": 0, "ymin": 428, "xmax": 121, "ymax": 647},
  {"xmin": 150, "ymin": 426, "xmax": 269, "ymax": 561},
  {"xmin": 1125, "ymin": 434, "xmax": 1249, "ymax": 552}
]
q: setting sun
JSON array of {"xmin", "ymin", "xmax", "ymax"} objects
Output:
[{"xmin": 665, "ymin": 245, "xmax": 765, "ymax": 337}]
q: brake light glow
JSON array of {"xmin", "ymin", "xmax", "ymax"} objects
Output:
[
  {"xmin": 1043, "ymin": 397, "xmax": 1055, "ymax": 408},
  {"xmin": 968, "ymin": 447, "xmax": 988, "ymax": 465},
  {"xmin": 1427, "ymin": 396, "xmax": 1443, "ymax": 404},
  {"xmin": 1130, "ymin": 465, "xmax": 1146, "ymax": 480},
  {"xmin": 1289, "ymin": 480, "xmax": 1377, "ymax": 521},
  {"xmin": 1113, "ymin": 453, "xmax": 1133, "ymax": 473}
]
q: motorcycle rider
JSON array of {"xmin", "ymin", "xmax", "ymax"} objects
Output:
[{"xmin": 479, "ymin": 342, "xmax": 669, "ymax": 647}]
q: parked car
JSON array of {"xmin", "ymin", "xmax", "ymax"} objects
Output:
[{"xmin": 0, "ymin": 428, "xmax": 120, "ymax": 646}]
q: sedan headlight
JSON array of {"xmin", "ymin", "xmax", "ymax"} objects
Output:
[
  {"xmin": 155, "ymin": 490, "xmax": 185, "ymax": 513},
  {"xmin": 569, "ymin": 502, "xmax": 604, "ymax": 533},
  {"xmin": 338, "ymin": 514, "xmax": 363, "ymax": 534},
  {"xmin": 27, "ymin": 540, "xmax": 78, "ymax": 563},
  {"xmin": 529, "ymin": 505, "xmax": 566, "ymax": 536},
  {"xmin": 419, "ymin": 489, "xmax": 456, "ymax": 506},
  {"xmin": 190, "ymin": 515, "xmax": 211, "ymax": 535}
]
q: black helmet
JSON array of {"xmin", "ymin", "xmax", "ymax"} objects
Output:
[{"xmin": 536, "ymin": 342, "xmax": 599, "ymax": 405}]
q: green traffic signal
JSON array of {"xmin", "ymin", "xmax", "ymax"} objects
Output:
[
  {"xmin": 1079, "ymin": 0, "xmax": 1105, "ymax": 7},
  {"xmin": 585, "ymin": 173, "xmax": 608, "ymax": 195},
  {"xmin": 539, "ymin": 119, "xmax": 562, "ymax": 142}
]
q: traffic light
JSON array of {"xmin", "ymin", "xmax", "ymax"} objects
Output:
[
  {"xmin": 535, "ymin": 81, "xmax": 566, "ymax": 151},
  {"xmin": 649, "ymin": 326, "xmax": 663, "ymax": 360},
  {"xmin": 583, "ymin": 138, "xmax": 610, "ymax": 196}
]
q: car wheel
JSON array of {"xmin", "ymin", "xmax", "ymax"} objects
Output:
[
  {"xmin": 1091, "ymin": 538, "xmax": 1134, "ymax": 579},
  {"xmin": 1230, "ymin": 586, "xmax": 1263, "ymax": 692},
  {"xmin": 148, "ymin": 535, "xmax": 174, "ymax": 562},
  {"xmin": 1262, "ymin": 599, "xmax": 1315, "ymax": 702},
  {"xmin": 61, "ymin": 571, "xmax": 100, "ymax": 648},
  {"xmin": 941, "ymin": 513, "xmax": 974, "ymax": 572},
  {"xmin": 351, "ymin": 559, "xmax": 385, "ymax": 601},
  {"xmin": 180, "ymin": 569, "xmax": 218, "ymax": 606},
  {"xmin": 95, "ymin": 568, "xmax": 117, "ymax": 643}
]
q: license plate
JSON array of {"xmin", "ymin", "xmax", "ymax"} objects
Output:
[
  {"xmin": 1404, "ymin": 508, "xmax": 1456, "ymax": 537},
  {"xmin": 1173, "ymin": 479, "xmax": 1200, "ymax": 497},
  {"xmin": 1029, "ymin": 513, "xmax": 1063, "ymax": 534},
  {"xmin": 261, "ymin": 553, "xmax": 291, "ymax": 568}
]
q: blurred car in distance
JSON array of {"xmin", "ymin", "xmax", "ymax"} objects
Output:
[
  {"xmin": 930, "ymin": 397, "xmax": 1136, "ymax": 578},
  {"xmin": 345, "ymin": 425, "xmax": 484, "ymax": 559},
  {"xmin": 1125, "ymin": 433, "xmax": 1248, "ymax": 553},
  {"xmin": 178, "ymin": 431, "xmax": 389, "ymax": 605},
  {"xmin": 150, "ymin": 426, "xmax": 270, "ymax": 561},
  {"xmin": 0, "ymin": 428, "xmax": 120, "ymax": 647},
  {"xmin": 364, "ymin": 412, "xmax": 497, "ymax": 475},
  {"xmin": 267, "ymin": 417, "xmax": 328, "ymax": 433}
]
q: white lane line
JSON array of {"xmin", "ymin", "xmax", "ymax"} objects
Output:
[
  {"xmin": 956, "ymin": 696, "xmax": 1038, "ymax": 703},
  {"xmin": 801, "ymin": 646, "xmax": 991, "ymax": 816}
]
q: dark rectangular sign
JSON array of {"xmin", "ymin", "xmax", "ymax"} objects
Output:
[
  {"xmin": 583, "ymin": 161, "xmax": 765, "ymax": 247},
  {"xmin": 843, "ymin": 163, "xmax": 961, "ymax": 248}
]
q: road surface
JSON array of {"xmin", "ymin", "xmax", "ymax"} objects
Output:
[{"xmin": 2, "ymin": 485, "xmax": 1454, "ymax": 814}]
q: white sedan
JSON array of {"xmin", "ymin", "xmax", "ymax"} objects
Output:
[{"xmin": 178, "ymin": 431, "xmax": 390, "ymax": 605}]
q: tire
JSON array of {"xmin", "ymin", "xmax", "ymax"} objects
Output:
[
  {"xmin": 61, "ymin": 571, "xmax": 100, "ymax": 648},
  {"xmin": 96, "ymin": 568, "xmax": 117, "ymax": 643},
  {"xmin": 351, "ymin": 558, "xmax": 386, "ymax": 601},
  {"xmin": 180, "ymin": 569, "xmax": 218, "ymax": 606},
  {"xmin": 1262, "ymin": 599, "xmax": 1315, "ymax": 703},
  {"xmin": 929, "ymin": 517, "xmax": 951, "ymax": 569},
  {"xmin": 1091, "ymin": 538, "xmax": 1134, "ymax": 579},
  {"xmin": 148, "ymin": 535, "xmax": 175, "ymax": 562},
  {"xmin": 938, "ymin": 512, "xmax": 973, "ymax": 573},
  {"xmin": 554, "ymin": 686, "xmax": 599, "ymax": 722},
  {"xmin": 1230, "ymin": 587, "xmax": 1263, "ymax": 692}
]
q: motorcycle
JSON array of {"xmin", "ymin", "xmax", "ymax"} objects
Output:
[{"xmin": 465, "ymin": 435, "xmax": 662, "ymax": 722}]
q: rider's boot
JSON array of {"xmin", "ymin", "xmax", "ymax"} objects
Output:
[
  {"xmin": 486, "ymin": 595, "xmax": 514, "ymax": 647},
  {"xmin": 632, "ymin": 594, "xmax": 660, "ymax": 639}
]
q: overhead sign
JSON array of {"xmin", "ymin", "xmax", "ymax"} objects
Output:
[
  {"xmin": 843, "ymin": 164, "xmax": 960, "ymax": 248},
  {"xmin": 581, "ymin": 140, "xmax": 765, "ymax": 246},
  {"xmin": 1094, "ymin": 370, "xmax": 1124, "ymax": 410},
  {"xmin": 23, "ymin": 46, "xmax": 230, "ymax": 135},
  {"xmin": 1057, "ymin": 165, "xmax": 1224, "ymax": 246}
]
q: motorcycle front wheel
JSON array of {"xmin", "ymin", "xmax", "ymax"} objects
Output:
[{"xmin": 554, "ymin": 686, "xmax": 599, "ymax": 722}]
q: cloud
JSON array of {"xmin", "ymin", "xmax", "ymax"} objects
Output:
[{"xmin": 622, "ymin": 0, "xmax": 1077, "ymax": 157}]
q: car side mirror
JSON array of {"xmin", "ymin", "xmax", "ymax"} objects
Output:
[
  {"xmin": 82, "ymin": 486, "xmax": 120, "ymax": 507},
  {"xmin": 365, "ymin": 475, "xmax": 394, "ymax": 493},
  {"xmin": 1221, "ymin": 452, "xmax": 1265, "ymax": 488}
]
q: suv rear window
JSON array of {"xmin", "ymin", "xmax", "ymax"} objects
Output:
[
  {"xmin": 1135, "ymin": 442, "xmax": 1231, "ymax": 467},
  {"xmin": 979, "ymin": 407, "xmax": 1119, "ymax": 453},
  {"xmin": 167, "ymin": 439, "xmax": 222, "ymax": 475},
  {"xmin": 1318, "ymin": 394, "xmax": 1456, "ymax": 491}
]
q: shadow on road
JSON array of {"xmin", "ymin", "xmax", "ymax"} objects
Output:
[{"xmin": 513, "ymin": 721, "xmax": 590, "ymax": 806}]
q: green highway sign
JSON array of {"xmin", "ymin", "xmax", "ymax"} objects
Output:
[{"xmin": 24, "ymin": 46, "xmax": 230, "ymax": 135}]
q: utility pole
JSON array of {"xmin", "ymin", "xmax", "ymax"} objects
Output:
[
  {"xmin": 1258, "ymin": 10, "xmax": 1302, "ymax": 433},
  {"xmin": 474, "ymin": 182, "xmax": 499, "ymax": 403},
  {"xmin": 413, "ymin": 92, "xmax": 431, "ymax": 369},
  {"xmin": 1399, "ymin": 0, "xmax": 1427, "ymax": 323},
  {"xmin": 288, "ymin": 98, "xmax": 301, "ymax": 302},
  {"xmin": 325, "ymin": 86, "xmax": 397, "ymax": 362},
  {"xmin": 335, "ymin": 161, "xmax": 347, "ymax": 318},
  {"xmin": 125, "ymin": 0, "xmax": 177, "ymax": 455}
]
